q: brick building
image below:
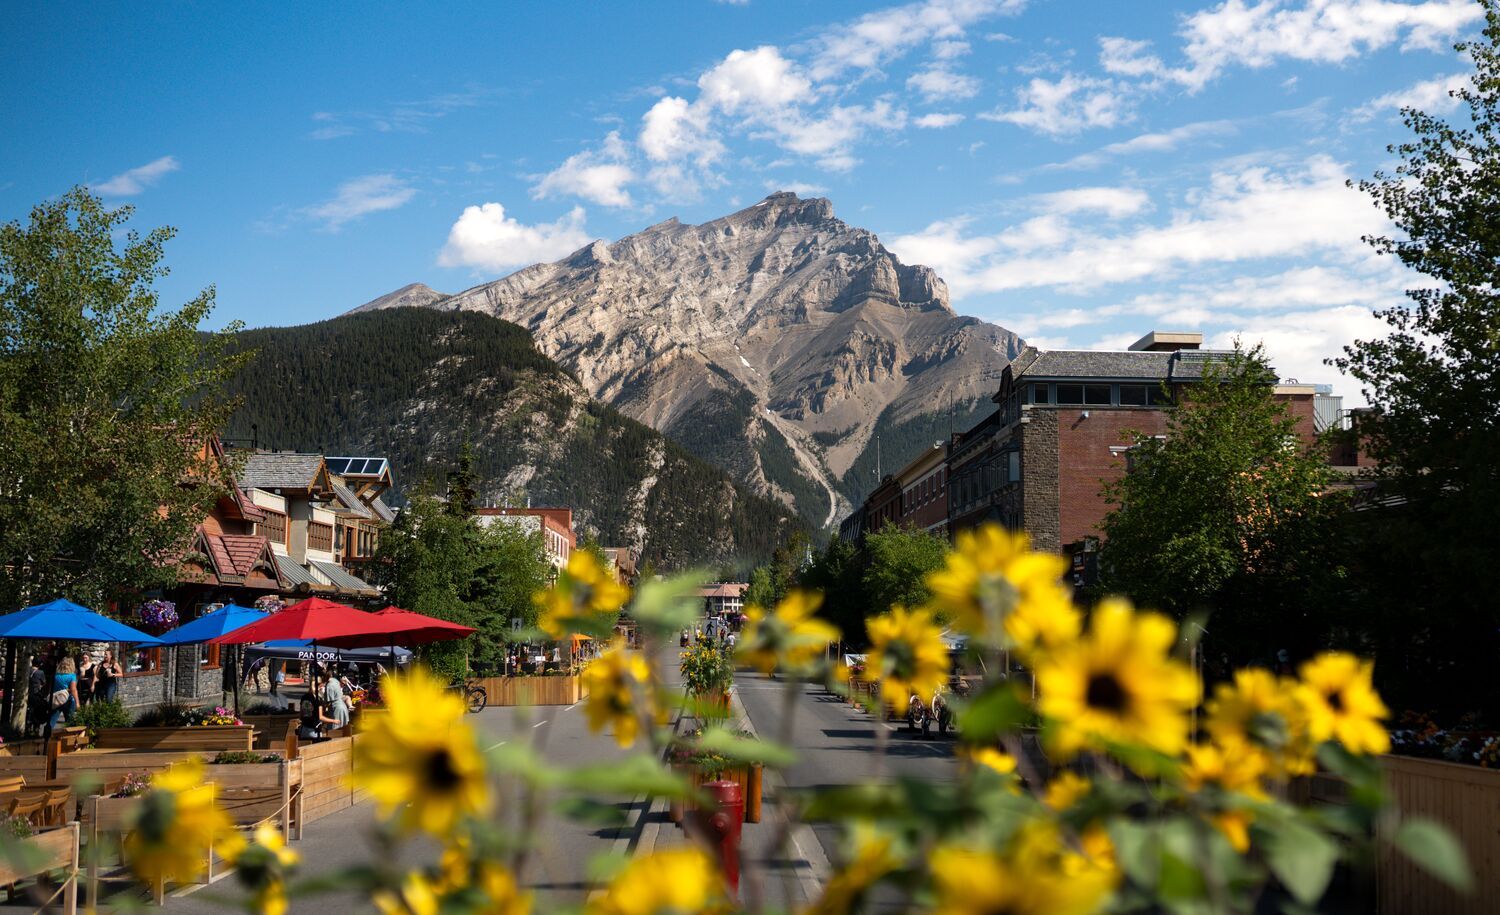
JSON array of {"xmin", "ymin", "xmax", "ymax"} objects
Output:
[
  {"xmin": 947, "ymin": 331, "xmax": 1319, "ymax": 569},
  {"xmin": 475, "ymin": 507, "xmax": 576, "ymax": 572},
  {"xmin": 894, "ymin": 442, "xmax": 949, "ymax": 536}
]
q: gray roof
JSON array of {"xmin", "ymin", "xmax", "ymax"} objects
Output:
[
  {"xmin": 368, "ymin": 496, "xmax": 396, "ymax": 524},
  {"xmin": 1014, "ymin": 348, "xmax": 1243, "ymax": 381},
  {"xmin": 329, "ymin": 481, "xmax": 373, "ymax": 519},
  {"xmin": 274, "ymin": 555, "xmax": 325, "ymax": 591},
  {"xmin": 241, "ymin": 453, "xmax": 325, "ymax": 491},
  {"xmin": 310, "ymin": 560, "xmax": 378, "ymax": 595}
]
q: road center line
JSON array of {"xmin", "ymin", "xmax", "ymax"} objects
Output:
[
  {"xmin": 532, "ymin": 720, "xmax": 548, "ymax": 728},
  {"xmin": 486, "ymin": 740, "xmax": 508, "ymax": 750}
]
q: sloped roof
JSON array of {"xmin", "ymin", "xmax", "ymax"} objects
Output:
[
  {"xmin": 275, "ymin": 555, "xmax": 331, "ymax": 592},
  {"xmin": 241, "ymin": 453, "xmax": 326, "ymax": 491},
  {"xmin": 330, "ymin": 481, "xmax": 373, "ymax": 519},
  {"xmin": 205, "ymin": 534, "xmax": 278, "ymax": 580},
  {"xmin": 1013, "ymin": 348, "xmax": 1247, "ymax": 381},
  {"xmin": 309, "ymin": 560, "xmax": 379, "ymax": 596},
  {"xmin": 368, "ymin": 496, "xmax": 396, "ymax": 524}
]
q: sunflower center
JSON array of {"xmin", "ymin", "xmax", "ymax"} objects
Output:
[
  {"xmin": 425, "ymin": 748, "xmax": 463, "ymax": 791},
  {"xmin": 1085, "ymin": 673, "xmax": 1128, "ymax": 714},
  {"xmin": 1327, "ymin": 690, "xmax": 1344, "ymax": 713}
]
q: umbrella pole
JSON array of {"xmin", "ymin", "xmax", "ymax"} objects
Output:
[{"xmin": 232, "ymin": 645, "xmax": 241, "ymax": 719}]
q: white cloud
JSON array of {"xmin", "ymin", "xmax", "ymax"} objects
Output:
[
  {"xmin": 1350, "ymin": 71, "xmax": 1470, "ymax": 120},
  {"xmin": 907, "ymin": 65, "xmax": 981, "ymax": 101},
  {"xmin": 1209, "ymin": 304, "xmax": 1392, "ymax": 392},
  {"xmin": 531, "ymin": 131, "xmax": 636, "ymax": 208},
  {"xmin": 982, "ymin": 74, "xmax": 1131, "ymax": 135},
  {"xmin": 437, "ymin": 202, "xmax": 592, "ymax": 274},
  {"xmin": 698, "ymin": 46, "xmax": 813, "ymax": 114},
  {"xmin": 94, "ymin": 156, "xmax": 180, "ymax": 196},
  {"xmin": 640, "ymin": 97, "xmax": 721, "ymax": 164},
  {"xmin": 933, "ymin": 39, "xmax": 972, "ymax": 59},
  {"xmin": 771, "ymin": 99, "xmax": 906, "ymax": 170},
  {"xmin": 1047, "ymin": 119, "xmax": 1239, "ymax": 169},
  {"xmin": 765, "ymin": 180, "xmax": 828, "ymax": 195},
  {"xmin": 915, "ymin": 112, "xmax": 966, "ymax": 128},
  {"xmin": 889, "ymin": 155, "xmax": 1387, "ymax": 297},
  {"xmin": 1162, "ymin": 0, "xmax": 1482, "ymax": 91},
  {"xmin": 305, "ymin": 174, "xmax": 415, "ymax": 230},
  {"xmin": 1098, "ymin": 36, "xmax": 1167, "ymax": 79},
  {"xmin": 1033, "ymin": 186, "xmax": 1150, "ymax": 218},
  {"xmin": 807, "ymin": 0, "xmax": 1025, "ymax": 80}
]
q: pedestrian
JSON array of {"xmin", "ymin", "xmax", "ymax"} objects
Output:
[
  {"xmin": 320, "ymin": 669, "xmax": 350, "ymax": 733},
  {"xmin": 49, "ymin": 656, "xmax": 80, "ymax": 730},
  {"xmin": 96, "ymin": 650, "xmax": 122, "ymax": 702},
  {"xmin": 26, "ymin": 656, "xmax": 47, "ymax": 736},
  {"xmin": 296, "ymin": 689, "xmax": 323, "ymax": 741},
  {"xmin": 77, "ymin": 653, "xmax": 95, "ymax": 707},
  {"xmin": 271, "ymin": 660, "xmax": 285, "ymax": 697}
]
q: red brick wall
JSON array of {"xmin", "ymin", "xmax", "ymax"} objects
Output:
[{"xmin": 1054, "ymin": 407, "xmax": 1170, "ymax": 547}]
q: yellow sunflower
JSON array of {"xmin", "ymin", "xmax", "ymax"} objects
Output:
[
  {"xmin": 226, "ymin": 823, "xmax": 300, "ymax": 915},
  {"xmin": 353, "ymin": 666, "xmax": 491, "ymax": 836},
  {"xmin": 866, "ymin": 604, "xmax": 950, "ymax": 716},
  {"xmin": 375, "ymin": 873, "xmax": 440, "ymax": 915},
  {"xmin": 963, "ymin": 746, "xmax": 1018, "ymax": 776},
  {"xmin": 124, "ymin": 759, "xmax": 241, "ymax": 888},
  {"xmin": 1297, "ymin": 652, "xmax": 1390, "ymax": 755},
  {"xmin": 804, "ymin": 823, "xmax": 899, "ymax": 915},
  {"xmin": 1205, "ymin": 668, "xmax": 1316, "ymax": 777},
  {"xmin": 926, "ymin": 524, "xmax": 1076, "ymax": 649},
  {"xmin": 536, "ymin": 549, "xmax": 632, "ymax": 638},
  {"xmin": 1035, "ymin": 598, "xmax": 1199, "ymax": 760},
  {"xmin": 586, "ymin": 846, "xmax": 725, "ymax": 915},
  {"xmin": 581, "ymin": 639, "xmax": 654, "ymax": 748},
  {"xmin": 930, "ymin": 832, "xmax": 1112, "ymax": 915},
  {"xmin": 1181, "ymin": 742, "xmax": 1270, "ymax": 852},
  {"xmin": 1044, "ymin": 770, "xmax": 1092, "ymax": 811},
  {"xmin": 736, "ymin": 589, "xmax": 839, "ymax": 675}
]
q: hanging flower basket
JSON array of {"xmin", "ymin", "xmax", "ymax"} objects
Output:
[
  {"xmin": 136, "ymin": 599, "xmax": 178, "ymax": 630},
  {"xmin": 254, "ymin": 596, "xmax": 286, "ymax": 614}
]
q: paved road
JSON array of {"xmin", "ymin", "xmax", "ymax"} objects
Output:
[{"xmin": 734, "ymin": 669, "xmax": 958, "ymax": 874}]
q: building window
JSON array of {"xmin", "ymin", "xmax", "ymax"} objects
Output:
[
  {"xmin": 1031, "ymin": 383, "xmax": 1051, "ymax": 404},
  {"xmin": 127, "ymin": 646, "xmax": 161, "ymax": 674},
  {"xmin": 259, "ymin": 511, "xmax": 287, "ymax": 545},
  {"xmin": 1119, "ymin": 385, "xmax": 1148, "ymax": 406},
  {"xmin": 1056, "ymin": 384, "xmax": 1085, "ymax": 405},
  {"xmin": 1085, "ymin": 384, "xmax": 1112, "ymax": 405},
  {"xmin": 201, "ymin": 642, "xmax": 221, "ymax": 669},
  {"xmin": 308, "ymin": 522, "xmax": 333, "ymax": 553},
  {"xmin": 1008, "ymin": 451, "xmax": 1021, "ymax": 483}
]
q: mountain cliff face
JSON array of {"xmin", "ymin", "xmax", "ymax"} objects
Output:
[
  {"xmin": 354, "ymin": 193, "xmax": 1022, "ymax": 527},
  {"xmin": 222, "ymin": 308, "xmax": 803, "ymax": 570}
]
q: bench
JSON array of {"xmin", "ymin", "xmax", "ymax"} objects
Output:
[{"xmin": 91, "ymin": 725, "xmax": 254, "ymax": 752}]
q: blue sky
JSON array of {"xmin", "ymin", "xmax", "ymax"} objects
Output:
[{"xmin": 1, "ymin": 0, "xmax": 1485, "ymax": 400}]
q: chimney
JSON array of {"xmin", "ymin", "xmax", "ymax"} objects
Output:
[{"xmin": 1129, "ymin": 331, "xmax": 1203, "ymax": 353}]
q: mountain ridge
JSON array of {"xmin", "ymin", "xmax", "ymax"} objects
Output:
[{"xmin": 353, "ymin": 192, "xmax": 1022, "ymax": 527}]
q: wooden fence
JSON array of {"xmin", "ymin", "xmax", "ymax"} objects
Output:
[
  {"xmin": 474, "ymin": 676, "xmax": 585, "ymax": 706},
  {"xmin": 1377, "ymin": 755, "xmax": 1500, "ymax": 914},
  {"xmin": 299, "ymin": 734, "xmax": 365, "ymax": 826}
]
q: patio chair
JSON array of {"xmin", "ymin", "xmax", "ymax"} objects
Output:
[
  {"xmin": 6, "ymin": 791, "xmax": 46, "ymax": 828},
  {"xmin": 40, "ymin": 787, "xmax": 71, "ymax": 828},
  {"xmin": 0, "ymin": 775, "xmax": 24, "ymax": 793}
]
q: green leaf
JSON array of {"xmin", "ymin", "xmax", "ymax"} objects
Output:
[
  {"xmin": 799, "ymin": 784, "xmax": 905, "ymax": 822},
  {"xmin": 693, "ymin": 726, "xmax": 797, "ymax": 768},
  {"xmin": 1109, "ymin": 819, "xmax": 1161, "ymax": 889},
  {"xmin": 956, "ymin": 683, "xmax": 1030, "ymax": 739},
  {"xmin": 630, "ymin": 571, "xmax": 709, "ymax": 634},
  {"xmin": 553, "ymin": 796, "xmax": 629, "ymax": 827},
  {"xmin": 562, "ymin": 754, "xmax": 694, "ymax": 798},
  {"xmin": 1261, "ymin": 817, "xmax": 1339, "ymax": 905},
  {"xmin": 1392, "ymin": 818, "xmax": 1474, "ymax": 894}
]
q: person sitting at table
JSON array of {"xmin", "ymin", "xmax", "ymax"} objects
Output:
[
  {"xmin": 296, "ymin": 690, "xmax": 323, "ymax": 741},
  {"xmin": 319, "ymin": 668, "xmax": 350, "ymax": 734}
]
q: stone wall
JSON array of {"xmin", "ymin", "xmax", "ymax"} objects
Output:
[{"xmin": 1020, "ymin": 409, "xmax": 1060, "ymax": 551}]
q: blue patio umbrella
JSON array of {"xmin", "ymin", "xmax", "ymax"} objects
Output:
[
  {"xmin": 0, "ymin": 598, "xmax": 161, "ymax": 644},
  {"xmin": 154, "ymin": 604, "xmax": 267, "ymax": 646},
  {"xmin": 0, "ymin": 598, "xmax": 161, "ymax": 738}
]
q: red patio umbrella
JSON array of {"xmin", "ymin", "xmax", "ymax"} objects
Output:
[
  {"xmin": 207, "ymin": 597, "xmax": 378, "ymax": 645},
  {"xmin": 321, "ymin": 606, "xmax": 476, "ymax": 649}
]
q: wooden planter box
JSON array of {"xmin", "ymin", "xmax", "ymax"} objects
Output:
[
  {"xmin": 0, "ymin": 822, "xmax": 79, "ymax": 913},
  {"xmin": 240, "ymin": 714, "xmax": 298, "ymax": 749},
  {"xmin": 93, "ymin": 725, "xmax": 255, "ymax": 753},
  {"xmin": 1376, "ymin": 754, "xmax": 1500, "ymax": 915},
  {"xmin": 668, "ymin": 762, "xmax": 762, "ymax": 824},
  {"xmin": 299, "ymin": 735, "xmax": 362, "ymax": 826},
  {"xmin": 473, "ymin": 676, "xmax": 583, "ymax": 706}
]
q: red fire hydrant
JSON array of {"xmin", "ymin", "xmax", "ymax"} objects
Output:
[{"xmin": 694, "ymin": 780, "xmax": 744, "ymax": 894}]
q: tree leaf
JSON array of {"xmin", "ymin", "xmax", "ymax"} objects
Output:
[
  {"xmin": 630, "ymin": 571, "xmax": 709, "ymax": 634},
  {"xmin": 1392, "ymin": 818, "xmax": 1474, "ymax": 894},
  {"xmin": 562, "ymin": 754, "xmax": 694, "ymax": 798},
  {"xmin": 1261, "ymin": 817, "xmax": 1338, "ymax": 905},
  {"xmin": 956, "ymin": 683, "xmax": 1030, "ymax": 740},
  {"xmin": 693, "ymin": 726, "xmax": 797, "ymax": 768}
]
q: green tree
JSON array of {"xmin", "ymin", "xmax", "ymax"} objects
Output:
[
  {"xmin": 1098, "ymin": 345, "xmax": 1346, "ymax": 657},
  {"xmin": 861, "ymin": 525, "xmax": 947, "ymax": 619},
  {"xmin": 445, "ymin": 440, "xmax": 479, "ymax": 516},
  {"xmin": 744, "ymin": 565, "xmax": 778, "ymax": 610},
  {"xmin": 372, "ymin": 493, "xmax": 549, "ymax": 678},
  {"xmin": 1334, "ymin": 2, "xmax": 1500, "ymax": 712},
  {"xmin": 801, "ymin": 534, "xmax": 868, "ymax": 645},
  {"xmin": 0, "ymin": 188, "xmax": 247, "ymax": 613}
]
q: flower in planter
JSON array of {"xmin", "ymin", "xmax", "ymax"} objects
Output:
[
  {"xmin": 1296, "ymin": 652, "xmax": 1390, "ymax": 756},
  {"xmin": 113, "ymin": 772, "xmax": 151, "ymax": 798},
  {"xmin": 926, "ymin": 523, "xmax": 1077, "ymax": 650},
  {"xmin": 136, "ymin": 598, "xmax": 179, "ymax": 630},
  {"xmin": 2, "ymin": 813, "xmax": 33, "ymax": 841},
  {"xmin": 124, "ymin": 759, "xmax": 242, "ymax": 886},
  {"xmin": 737, "ymin": 590, "xmax": 838, "ymax": 676},
  {"xmin": 353, "ymin": 666, "xmax": 490, "ymax": 836}
]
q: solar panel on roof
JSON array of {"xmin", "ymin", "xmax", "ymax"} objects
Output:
[{"xmin": 325, "ymin": 457, "xmax": 353, "ymax": 474}]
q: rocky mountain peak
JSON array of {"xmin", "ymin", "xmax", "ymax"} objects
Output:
[
  {"xmin": 351, "ymin": 282, "xmax": 449, "ymax": 313},
  {"xmin": 352, "ymin": 196, "xmax": 1020, "ymax": 528}
]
